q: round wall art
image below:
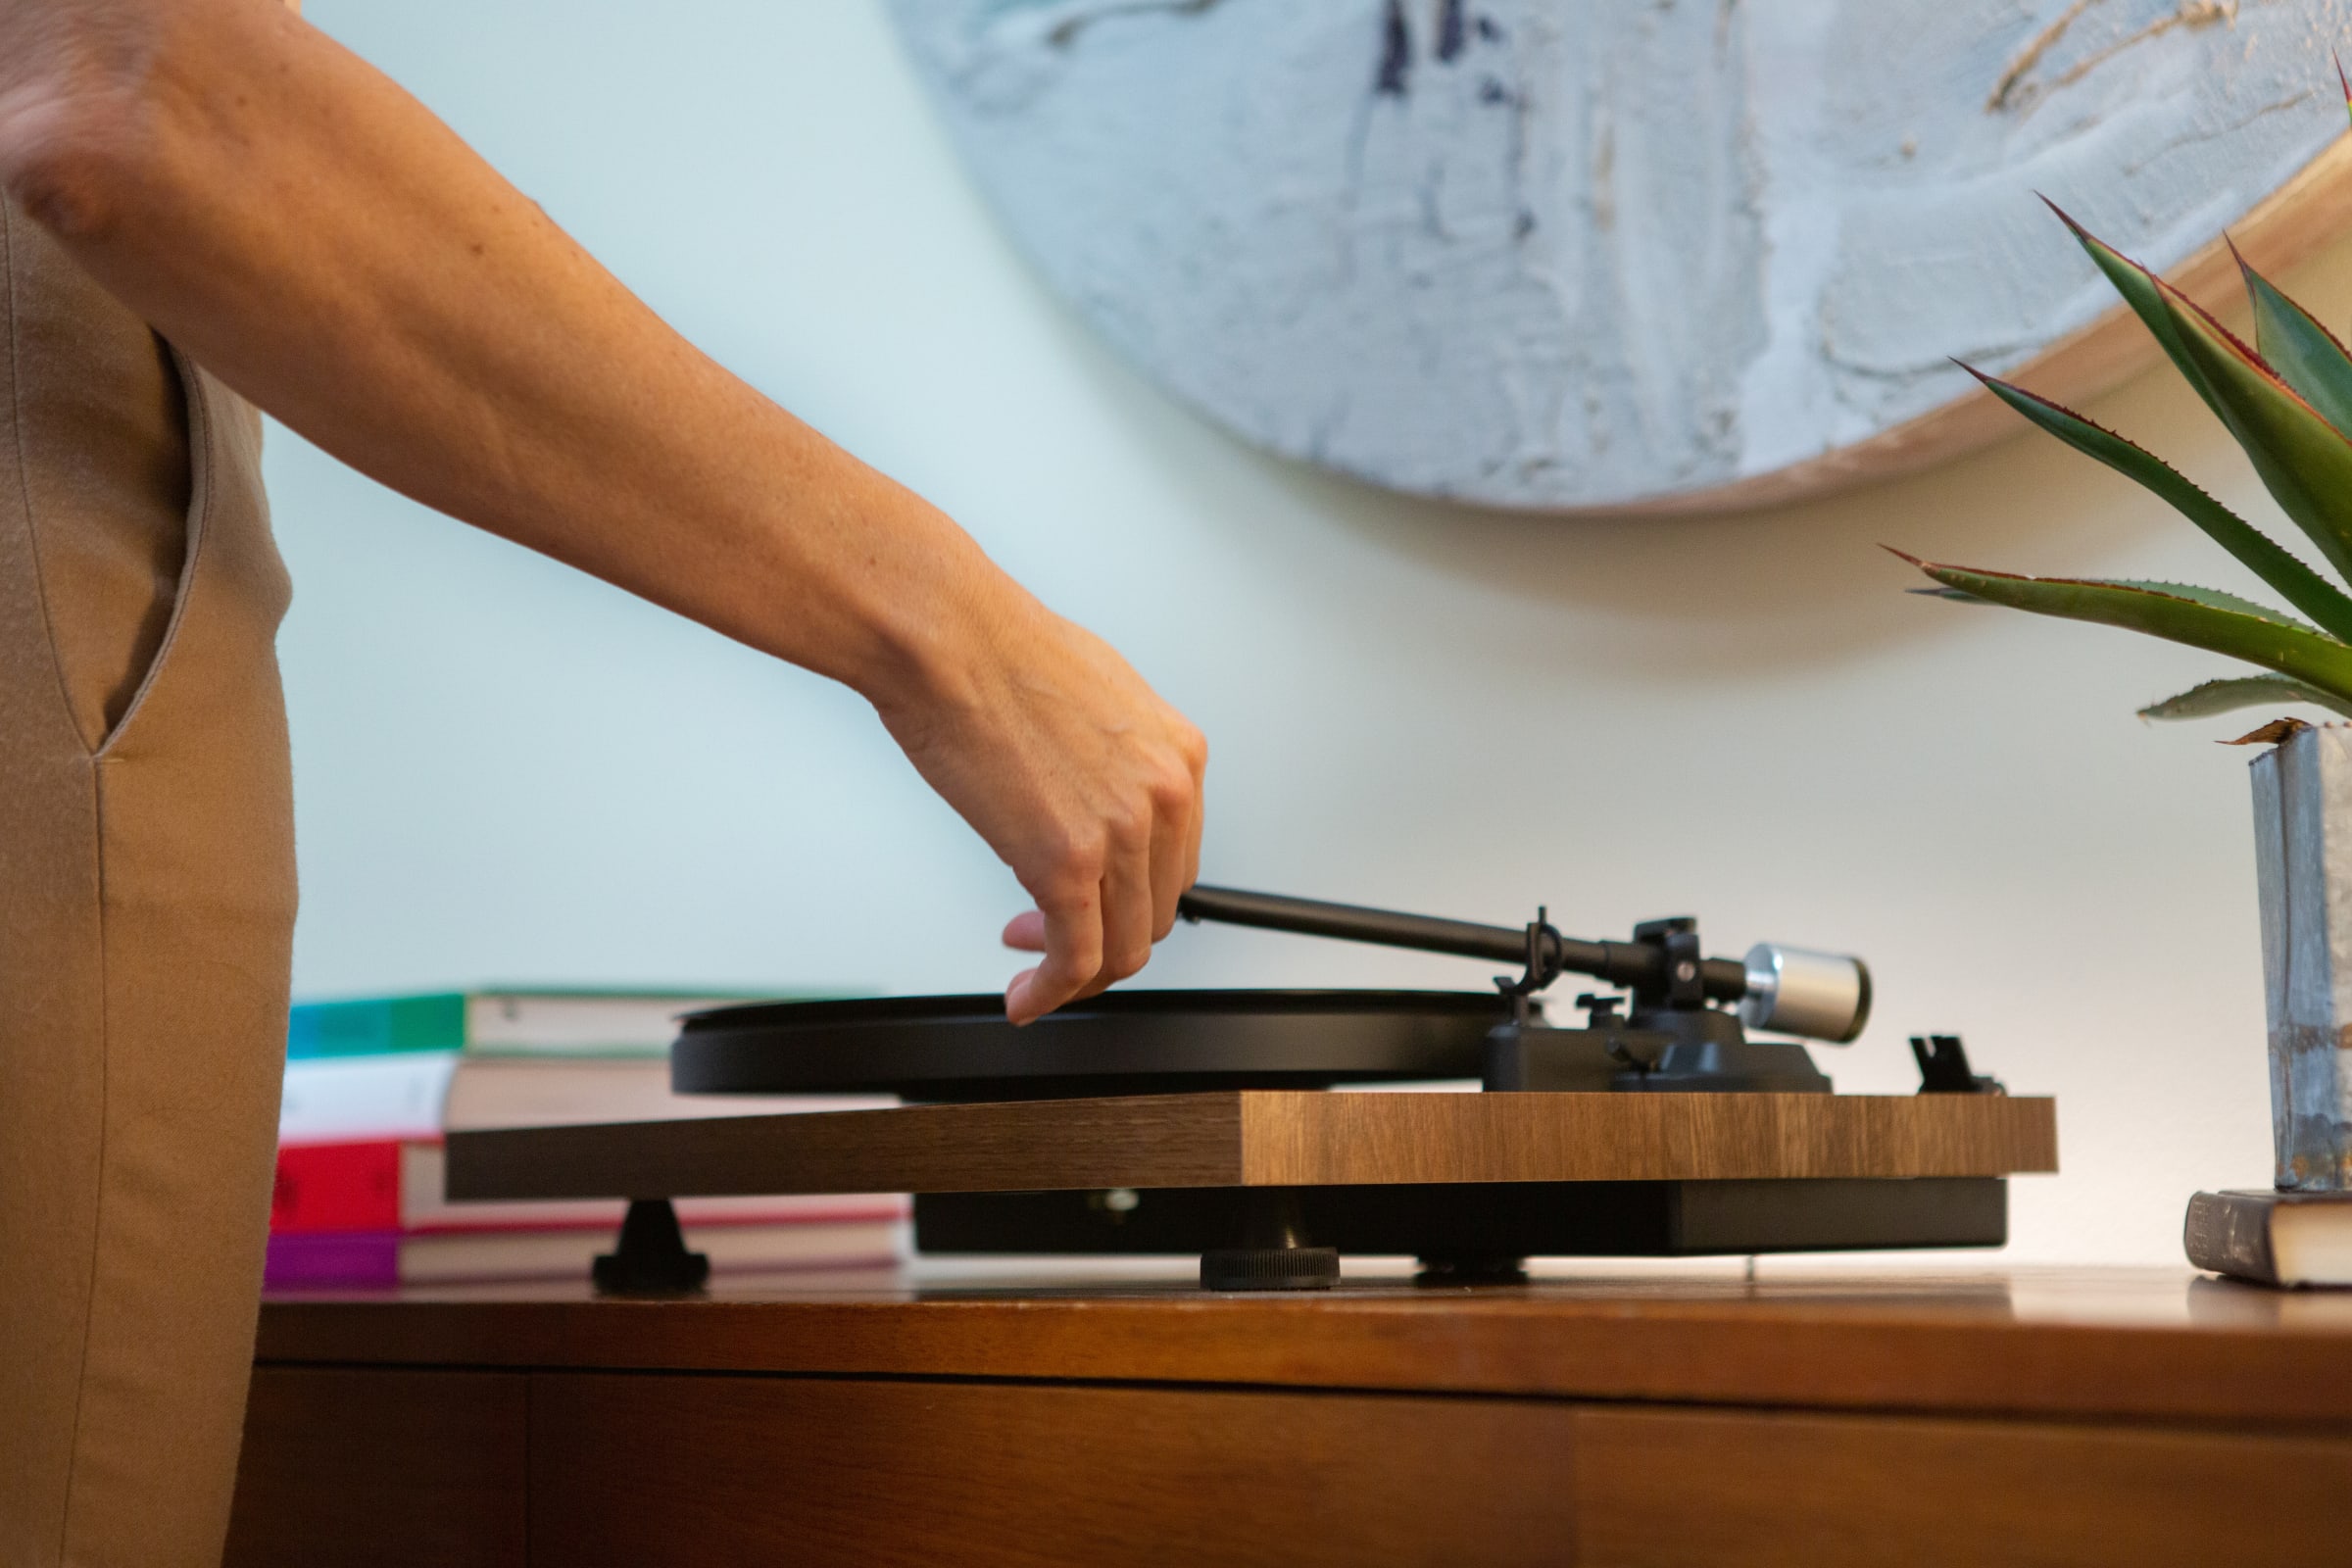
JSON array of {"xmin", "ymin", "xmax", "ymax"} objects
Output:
[{"xmin": 888, "ymin": 0, "xmax": 2352, "ymax": 513}]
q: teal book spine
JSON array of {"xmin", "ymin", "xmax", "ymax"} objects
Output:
[{"xmin": 285, "ymin": 994, "xmax": 469, "ymax": 1060}]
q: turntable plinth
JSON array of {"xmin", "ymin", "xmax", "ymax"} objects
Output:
[{"xmin": 447, "ymin": 1091, "xmax": 2056, "ymax": 1201}]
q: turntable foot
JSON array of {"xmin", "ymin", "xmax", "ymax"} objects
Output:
[
  {"xmin": 591, "ymin": 1199, "xmax": 711, "ymax": 1296},
  {"xmin": 1414, "ymin": 1254, "xmax": 1529, "ymax": 1287},
  {"xmin": 1200, "ymin": 1189, "xmax": 1339, "ymax": 1290},
  {"xmin": 1200, "ymin": 1247, "xmax": 1341, "ymax": 1291}
]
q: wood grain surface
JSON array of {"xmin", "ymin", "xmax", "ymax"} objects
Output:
[
  {"xmin": 223, "ymin": 1369, "xmax": 527, "ymax": 1568},
  {"xmin": 449, "ymin": 1095, "xmax": 1246, "ymax": 1200},
  {"xmin": 1239, "ymin": 1092, "xmax": 2058, "ymax": 1185},
  {"xmin": 1576, "ymin": 1407, "xmax": 2352, "ymax": 1566},
  {"xmin": 527, "ymin": 1375, "xmax": 1581, "ymax": 1567},
  {"xmin": 254, "ymin": 1268, "xmax": 2352, "ymax": 1428},
  {"xmin": 446, "ymin": 1092, "xmax": 2058, "ymax": 1201},
  {"xmin": 226, "ymin": 1366, "xmax": 2352, "ymax": 1567},
  {"xmin": 232, "ymin": 1272, "xmax": 2352, "ymax": 1566}
]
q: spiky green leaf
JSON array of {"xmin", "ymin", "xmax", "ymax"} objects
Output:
[
  {"xmin": 2155, "ymin": 277, "xmax": 2352, "ymax": 589},
  {"xmin": 2044, "ymin": 200, "xmax": 2224, "ymax": 420},
  {"xmin": 2100, "ymin": 581, "xmax": 2316, "ymax": 629},
  {"xmin": 2138, "ymin": 675, "xmax": 2352, "ymax": 722},
  {"xmin": 1965, "ymin": 369, "xmax": 2352, "ymax": 639},
  {"xmin": 2234, "ymin": 241, "xmax": 2352, "ymax": 438},
  {"xmin": 1892, "ymin": 553, "xmax": 2352, "ymax": 705}
]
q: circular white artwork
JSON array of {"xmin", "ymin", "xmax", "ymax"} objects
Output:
[{"xmin": 888, "ymin": 0, "xmax": 2352, "ymax": 512}]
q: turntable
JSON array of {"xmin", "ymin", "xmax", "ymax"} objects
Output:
[{"xmin": 447, "ymin": 887, "xmax": 2056, "ymax": 1291}]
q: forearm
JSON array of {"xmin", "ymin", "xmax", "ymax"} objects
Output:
[
  {"xmin": 0, "ymin": 0, "xmax": 1207, "ymax": 1020},
  {"xmin": 0, "ymin": 0, "xmax": 991, "ymax": 701}
]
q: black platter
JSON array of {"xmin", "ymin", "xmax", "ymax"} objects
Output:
[{"xmin": 673, "ymin": 989, "xmax": 1505, "ymax": 1102}]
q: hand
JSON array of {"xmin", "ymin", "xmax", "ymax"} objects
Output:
[{"xmin": 872, "ymin": 582, "xmax": 1206, "ymax": 1024}]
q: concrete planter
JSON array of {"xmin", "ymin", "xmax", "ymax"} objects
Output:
[{"xmin": 2250, "ymin": 724, "xmax": 2352, "ymax": 1191}]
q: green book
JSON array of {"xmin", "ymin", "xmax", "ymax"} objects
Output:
[{"xmin": 284, "ymin": 988, "xmax": 804, "ymax": 1061}]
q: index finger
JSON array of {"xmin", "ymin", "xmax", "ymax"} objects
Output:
[
  {"xmin": 1004, "ymin": 879, "xmax": 1103, "ymax": 1025},
  {"xmin": 1150, "ymin": 772, "xmax": 1203, "ymax": 939}
]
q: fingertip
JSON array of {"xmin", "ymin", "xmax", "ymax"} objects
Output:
[{"xmin": 1004, "ymin": 967, "xmax": 1040, "ymax": 1026}]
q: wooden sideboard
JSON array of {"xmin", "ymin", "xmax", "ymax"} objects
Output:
[{"xmin": 229, "ymin": 1263, "xmax": 2352, "ymax": 1566}]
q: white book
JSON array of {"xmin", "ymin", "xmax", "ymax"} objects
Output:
[
  {"xmin": 279, "ymin": 1053, "xmax": 460, "ymax": 1143},
  {"xmin": 439, "ymin": 1056, "xmax": 891, "ymax": 1132},
  {"xmin": 462, "ymin": 991, "xmax": 763, "ymax": 1055},
  {"xmin": 281, "ymin": 1054, "xmax": 891, "ymax": 1145}
]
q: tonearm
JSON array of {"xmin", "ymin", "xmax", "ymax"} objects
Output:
[{"xmin": 1176, "ymin": 884, "xmax": 1873, "ymax": 1094}]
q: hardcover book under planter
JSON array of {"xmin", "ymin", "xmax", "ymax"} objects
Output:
[{"xmin": 2251, "ymin": 724, "xmax": 2352, "ymax": 1192}]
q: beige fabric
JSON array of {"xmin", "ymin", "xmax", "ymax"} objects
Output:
[{"xmin": 0, "ymin": 196, "xmax": 296, "ymax": 1567}]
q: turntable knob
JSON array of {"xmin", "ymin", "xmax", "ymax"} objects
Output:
[{"xmin": 1738, "ymin": 944, "xmax": 1873, "ymax": 1044}]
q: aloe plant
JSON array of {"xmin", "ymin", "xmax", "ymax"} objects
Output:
[{"xmin": 1903, "ymin": 83, "xmax": 2352, "ymax": 724}]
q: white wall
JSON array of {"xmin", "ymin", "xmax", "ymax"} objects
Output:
[{"xmin": 279, "ymin": 0, "xmax": 2352, "ymax": 1263}]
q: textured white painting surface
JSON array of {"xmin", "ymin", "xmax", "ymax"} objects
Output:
[{"xmin": 890, "ymin": 0, "xmax": 2352, "ymax": 510}]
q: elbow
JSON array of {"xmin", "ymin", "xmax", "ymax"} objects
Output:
[
  {"xmin": 0, "ymin": 18, "xmax": 167, "ymax": 245},
  {"xmin": 1, "ymin": 94, "xmax": 146, "ymax": 243},
  {"xmin": 2, "ymin": 2, "xmax": 231, "ymax": 247}
]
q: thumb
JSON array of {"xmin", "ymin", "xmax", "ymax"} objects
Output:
[{"xmin": 1002, "ymin": 908, "xmax": 1048, "ymax": 952}]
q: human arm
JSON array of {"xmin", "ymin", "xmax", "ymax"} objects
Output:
[{"xmin": 0, "ymin": 0, "xmax": 1203, "ymax": 1019}]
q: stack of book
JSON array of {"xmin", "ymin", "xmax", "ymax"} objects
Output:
[{"xmin": 270, "ymin": 989, "xmax": 904, "ymax": 1287}]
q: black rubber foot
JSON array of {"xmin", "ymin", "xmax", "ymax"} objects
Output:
[
  {"xmin": 592, "ymin": 1199, "xmax": 711, "ymax": 1296},
  {"xmin": 1200, "ymin": 1247, "xmax": 1341, "ymax": 1291},
  {"xmin": 1414, "ymin": 1254, "xmax": 1529, "ymax": 1287}
]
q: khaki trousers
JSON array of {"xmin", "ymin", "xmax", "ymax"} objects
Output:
[{"xmin": 0, "ymin": 197, "xmax": 296, "ymax": 1566}]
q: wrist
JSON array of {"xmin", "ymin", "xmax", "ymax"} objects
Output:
[{"xmin": 816, "ymin": 477, "xmax": 1018, "ymax": 723}]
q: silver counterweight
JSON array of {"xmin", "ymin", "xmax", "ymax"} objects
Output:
[{"xmin": 1739, "ymin": 944, "xmax": 1872, "ymax": 1044}]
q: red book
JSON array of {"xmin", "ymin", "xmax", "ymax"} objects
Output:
[
  {"xmin": 266, "ymin": 1139, "xmax": 906, "ymax": 1289},
  {"xmin": 270, "ymin": 1137, "xmax": 904, "ymax": 1235},
  {"xmin": 272, "ymin": 1140, "xmax": 404, "ymax": 1233}
]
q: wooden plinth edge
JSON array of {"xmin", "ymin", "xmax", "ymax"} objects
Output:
[{"xmin": 448, "ymin": 1091, "xmax": 2057, "ymax": 1201}]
